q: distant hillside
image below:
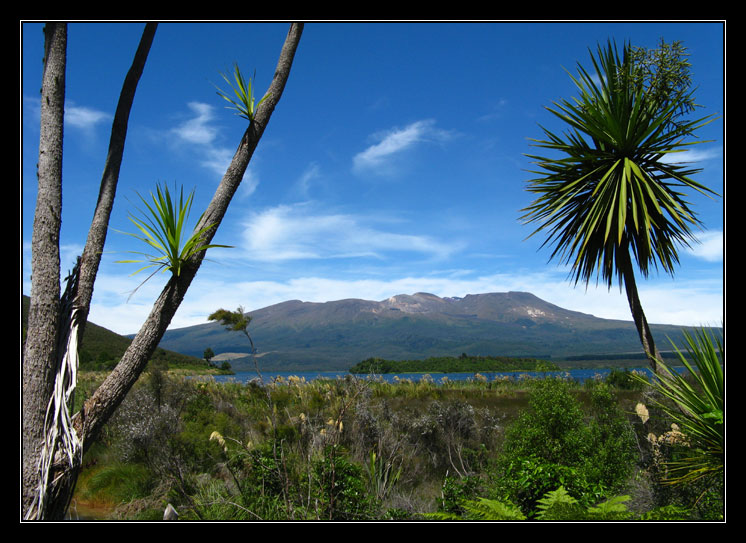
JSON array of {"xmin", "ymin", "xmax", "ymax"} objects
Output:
[
  {"xmin": 21, "ymin": 295, "xmax": 206, "ymax": 371},
  {"xmin": 157, "ymin": 291, "xmax": 715, "ymax": 371}
]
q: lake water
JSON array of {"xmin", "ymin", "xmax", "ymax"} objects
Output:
[{"xmin": 207, "ymin": 367, "xmax": 662, "ymax": 385}]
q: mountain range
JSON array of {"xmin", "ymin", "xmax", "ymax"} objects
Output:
[{"xmin": 157, "ymin": 291, "xmax": 703, "ymax": 371}]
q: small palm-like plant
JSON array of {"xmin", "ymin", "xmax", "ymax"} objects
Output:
[
  {"xmin": 215, "ymin": 64, "xmax": 270, "ymax": 123},
  {"xmin": 117, "ymin": 182, "xmax": 231, "ymax": 291}
]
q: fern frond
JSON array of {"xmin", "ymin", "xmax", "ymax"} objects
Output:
[{"xmin": 535, "ymin": 487, "xmax": 585, "ymax": 520}]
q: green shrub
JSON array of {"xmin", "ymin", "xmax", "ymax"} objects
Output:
[
  {"xmin": 438, "ymin": 473, "xmax": 482, "ymax": 515},
  {"xmin": 493, "ymin": 378, "xmax": 636, "ymax": 516},
  {"xmin": 501, "ymin": 379, "xmax": 589, "ymax": 466},
  {"xmin": 582, "ymin": 383, "xmax": 636, "ymax": 492},
  {"xmin": 605, "ymin": 368, "xmax": 644, "ymax": 390},
  {"xmin": 313, "ymin": 445, "xmax": 377, "ymax": 520}
]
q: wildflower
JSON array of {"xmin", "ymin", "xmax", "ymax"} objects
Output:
[
  {"xmin": 209, "ymin": 431, "xmax": 228, "ymax": 453},
  {"xmin": 635, "ymin": 403, "xmax": 650, "ymax": 424},
  {"xmin": 661, "ymin": 423, "xmax": 689, "ymax": 447}
]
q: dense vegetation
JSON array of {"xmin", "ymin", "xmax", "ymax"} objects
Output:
[
  {"xmin": 349, "ymin": 354, "xmax": 559, "ymax": 374},
  {"xmin": 69, "ymin": 366, "xmax": 723, "ymax": 521}
]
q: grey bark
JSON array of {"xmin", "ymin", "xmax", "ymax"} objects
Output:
[
  {"xmin": 618, "ymin": 238, "xmax": 662, "ymax": 373},
  {"xmin": 22, "ymin": 22, "xmax": 67, "ymax": 518},
  {"xmin": 75, "ymin": 23, "xmax": 157, "ymax": 342}
]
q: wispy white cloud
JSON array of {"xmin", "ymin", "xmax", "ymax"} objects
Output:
[
  {"xmin": 477, "ymin": 98, "xmax": 509, "ymax": 123},
  {"xmin": 239, "ymin": 202, "xmax": 460, "ymax": 263},
  {"xmin": 168, "ymin": 101, "xmax": 257, "ymax": 185},
  {"xmin": 293, "ymin": 162, "xmax": 321, "ymax": 198},
  {"xmin": 172, "ymin": 102, "xmax": 218, "ymax": 145},
  {"xmin": 659, "ymin": 146, "xmax": 721, "ymax": 165},
  {"xmin": 352, "ymin": 119, "xmax": 453, "ymax": 174},
  {"xmin": 200, "ymin": 146, "xmax": 234, "ymax": 177},
  {"xmin": 686, "ymin": 230, "xmax": 723, "ymax": 262},
  {"xmin": 65, "ymin": 104, "xmax": 111, "ymax": 131},
  {"xmin": 24, "ymin": 98, "xmax": 111, "ymax": 133}
]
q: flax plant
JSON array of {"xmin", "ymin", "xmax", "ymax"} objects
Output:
[
  {"xmin": 635, "ymin": 328, "xmax": 723, "ymax": 485},
  {"xmin": 117, "ymin": 182, "xmax": 231, "ymax": 293}
]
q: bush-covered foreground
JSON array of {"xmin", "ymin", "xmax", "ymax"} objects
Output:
[{"xmin": 69, "ymin": 367, "xmax": 723, "ymax": 521}]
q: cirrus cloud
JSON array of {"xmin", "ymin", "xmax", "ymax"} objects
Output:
[
  {"xmin": 686, "ymin": 230, "xmax": 723, "ymax": 262},
  {"xmin": 239, "ymin": 202, "xmax": 461, "ymax": 263},
  {"xmin": 353, "ymin": 119, "xmax": 454, "ymax": 175}
]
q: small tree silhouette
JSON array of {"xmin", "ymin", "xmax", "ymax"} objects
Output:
[
  {"xmin": 203, "ymin": 347, "xmax": 215, "ymax": 367},
  {"xmin": 208, "ymin": 306, "xmax": 261, "ymax": 382}
]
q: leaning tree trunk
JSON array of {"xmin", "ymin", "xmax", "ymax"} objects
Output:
[
  {"xmin": 22, "ymin": 22, "xmax": 67, "ymax": 519},
  {"xmin": 42, "ymin": 22, "xmax": 304, "ymax": 520},
  {"xmin": 74, "ymin": 22, "xmax": 157, "ymax": 343},
  {"xmin": 618, "ymin": 238, "xmax": 662, "ymax": 373}
]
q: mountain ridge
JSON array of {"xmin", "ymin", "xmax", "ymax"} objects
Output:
[{"xmin": 157, "ymin": 291, "xmax": 704, "ymax": 371}]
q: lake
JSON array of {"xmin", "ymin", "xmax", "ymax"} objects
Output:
[{"xmin": 207, "ymin": 367, "xmax": 662, "ymax": 385}]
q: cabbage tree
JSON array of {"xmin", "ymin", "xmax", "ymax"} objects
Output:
[{"xmin": 521, "ymin": 40, "xmax": 718, "ymax": 371}]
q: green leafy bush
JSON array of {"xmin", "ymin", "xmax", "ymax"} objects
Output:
[
  {"xmin": 492, "ymin": 378, "xmax": 636, "ymax": 515},
  {"xmin": 314, "ymin": 445, "xmax": 377, "ymax": 520},
  {"xmin": 605, "ymin": 368, "xmax": 645, "ymax": 390}
]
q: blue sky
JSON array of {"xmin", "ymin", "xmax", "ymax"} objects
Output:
[{"xmin": 21, "ymin": 21, "xmax": 725, "ymax": 336}]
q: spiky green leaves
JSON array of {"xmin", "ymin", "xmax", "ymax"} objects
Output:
[
  {"xmin": 117, "ymin": 182, "xmax": 232, "ymax": 282},
  {"xmin": 634, "ymin": 328, "xmax": 724, "ymax": 485},
  {"xmin": 215, "ymin": 64, "xmax": 270, "ymax": 123},
  {"xmin": 521, "ymin": 40, "xmax": 717, "ymax": 289}
]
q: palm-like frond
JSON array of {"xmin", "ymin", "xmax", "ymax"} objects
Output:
[
  {"xmin": 215, "ymin": 64, "xmax": 270, "ymax": 123},
  {"xmin": 116, "ymin": 183, "xmax": 232, "ymax": 282},
  {"xmin": 521, "ymin": 40, "xmax": 717, "ymax": 288}
]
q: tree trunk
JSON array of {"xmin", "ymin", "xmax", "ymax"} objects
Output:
[
  {"xmin": 27, "ymin": 22, "xmax": 304, "ymax": 520},
  {"xmin": 22, "ymin": 22, "xmax": 67, "ymax": 518},
  {"xmin": 75, "ymin": 23, "xmax": 157, "ymax": 343},
  {"xmin": 618, "ymin": 239, "xmax": 662, "ymax": 373},
  {"xmin": 22, "ymin": 23, "xmax": 158, "ymax": 520}
]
